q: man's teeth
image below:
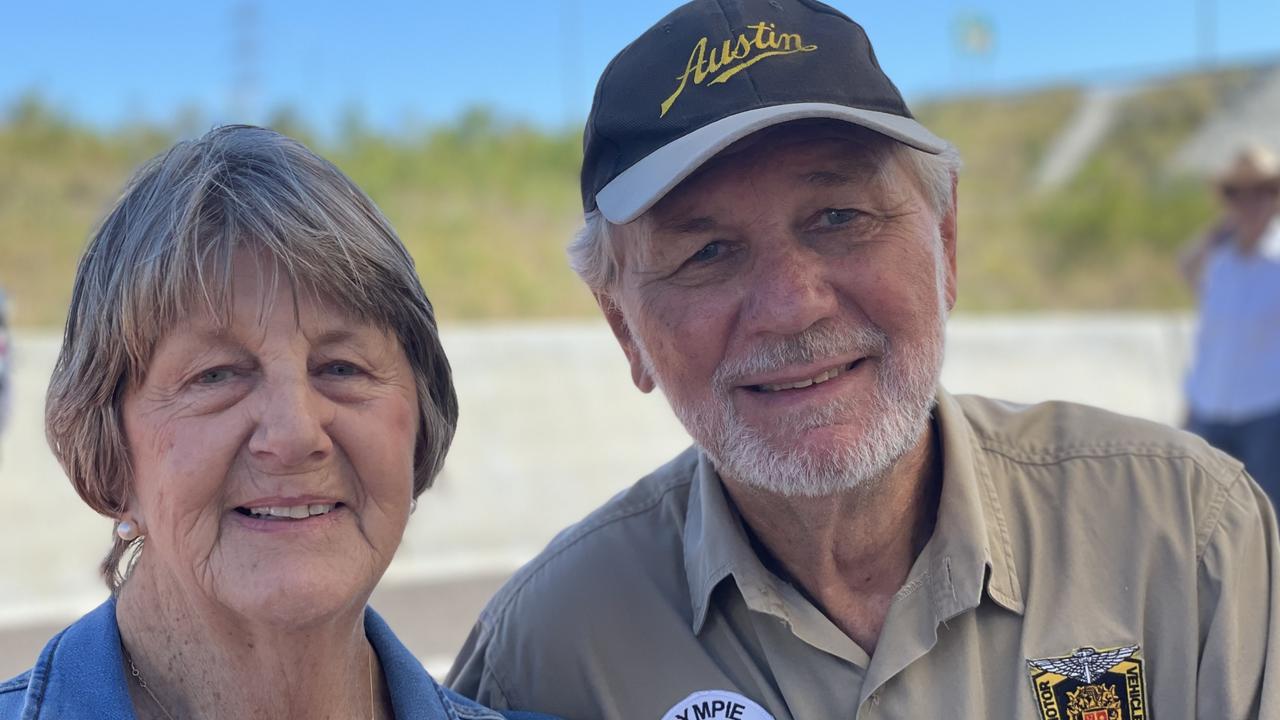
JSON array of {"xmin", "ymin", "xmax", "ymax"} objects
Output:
[
  {"xmin": 758, "ymin": 364, "xmax": 850, "ymax": 392},
  {"xmin": 248, "ymin": 504, "xmax": 334, "ymax": 519}
]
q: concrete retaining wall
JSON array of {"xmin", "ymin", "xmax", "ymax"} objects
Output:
[{"xmin": 0, "ymin": 314, "xmax": 1198, "ymax": 627}]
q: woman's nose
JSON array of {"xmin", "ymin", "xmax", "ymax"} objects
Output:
[{"xmin": 246, "ymin": 373, "xmax": 335, "ymax": 469}]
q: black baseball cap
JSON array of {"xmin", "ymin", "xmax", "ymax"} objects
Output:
[{"xmin": 582, "ymin": 0, "xmax": 946, "ymax": 223}]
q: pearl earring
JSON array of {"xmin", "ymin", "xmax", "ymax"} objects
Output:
[
  {"xmin": 409, "ymin": 498, "xmax": 418, "ymax": 515},
  {"xmin": 116, "ymin": 519, "xmax": 139, "ymax": 542}
]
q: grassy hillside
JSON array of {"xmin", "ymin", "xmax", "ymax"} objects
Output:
[
  {"xmin": 0, "ymin": 64, "xmax": 1268, "ymax": 327},
  {"xmin": 917, "ymin": 65, "xmax": 1259, "ymax": 311},
  {"xmin": 0, "ymin": 99, "xmax": 593, "ymax": 327}
]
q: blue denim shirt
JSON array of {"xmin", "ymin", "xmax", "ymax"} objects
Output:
[{"xmin": 0, "ymin": 598, "xmax": 555, "ymax": 720}]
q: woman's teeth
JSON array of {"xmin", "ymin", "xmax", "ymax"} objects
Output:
[{"xmin": 243, "ymin": 503, "xmax": 335, "ymax": 520}]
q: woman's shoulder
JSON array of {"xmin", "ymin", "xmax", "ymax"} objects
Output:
[
  {"xmin": 0, "ymin": 669, "xmax": 33, "ymax": 717},
  {"xmin": 0, "ymin": 624, "xmax": 75, "ymax": 719},
  {"xmin": 364, "ymin": 606, "xmax": 561, "ymax": 719},
  {"xmin": 0, "ymin": 600, "xmax": 136, "ymax": 719}
]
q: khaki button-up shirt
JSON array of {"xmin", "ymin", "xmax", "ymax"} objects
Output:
[{"xmin": 448, "ymin": 390, "xmax": 1280, "ymax": 719}]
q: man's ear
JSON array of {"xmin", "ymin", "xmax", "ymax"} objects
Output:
[
  {"xmin": 940, "ymin": 177, "xmax": 959, "ymax": 312},
  {"xmin": 596, "ymin": 292, "xmax": 656, "ymax": 393}
]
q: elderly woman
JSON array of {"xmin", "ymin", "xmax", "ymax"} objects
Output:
[{"xmin": 0, "ymin": 126, "xmax": 555, "ymax": 720}]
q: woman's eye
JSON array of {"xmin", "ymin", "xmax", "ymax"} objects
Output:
[
  {"xmin": 321, "ymin": 362, "xmax": 361, "ymax": 377},
  {"xmin": 819, "ymin": 209, "xmax": 861, "ymax": 227},
  {"xmin": 195, "ymin": 368, "xmax": 235, "ymax": 385},
  {"xmin": 689, "ymin": 241, "xmax": 724, "ymax": 263}
]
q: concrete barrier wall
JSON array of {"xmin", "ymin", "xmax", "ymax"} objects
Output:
[{"xmin": 0, "ymin": 314, "xmax": 1198, "ymax": 627}]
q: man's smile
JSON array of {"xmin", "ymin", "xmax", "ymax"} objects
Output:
[{"xmin": 741, "ymin": 358, "xmax": 867, "ymax": 393}]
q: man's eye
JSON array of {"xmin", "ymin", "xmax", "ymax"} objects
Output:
[
  {"xmin": 195, "ymin": 368, "xmax": 235, "ymax": 385},
  {"xmin": 819, "ymin": 209, "xmax": 861, "ymax": 227},
  {"xmin": 688, "ymin": 241, "xmax": 724, "ymax": 263}
]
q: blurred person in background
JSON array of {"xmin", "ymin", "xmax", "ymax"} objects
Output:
[
  {"xmin": 449, "ymin": 0, "xmax": 1280, "ymax": 718},
  {"xmin": 1181, "ymin": 143, "xmax": 1280, "ymax": 503},
  {"xmin": 0, "ymin": 126, "xmax": 555, "ymax": 720}
]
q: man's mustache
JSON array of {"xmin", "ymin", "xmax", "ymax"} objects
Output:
[{"xmin": 713, "ymin": 321, "xmax": 889, "ymax": 390}]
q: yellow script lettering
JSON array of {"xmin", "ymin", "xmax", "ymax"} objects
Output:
[{"xmin": 659, "ymin": 22, "xmax": 818, "ymax": 117}]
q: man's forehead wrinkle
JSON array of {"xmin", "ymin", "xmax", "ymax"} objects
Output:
[
  {"xmin": 801, "ymin": 170, "xmax": 844, "ymax": 187},
  {"xmin": 800, "ymin": 145, "xmax": 889, "ymax": 184},
  {"xmin": 803, "ymin": 170, "xmax": 861, "ymax": 188},
  {"xmin": 660, "ymin": 216, "xmax": 718, "ymax": 235}
]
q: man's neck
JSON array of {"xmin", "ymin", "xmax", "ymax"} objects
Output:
[
  {"xmin": 720, "ymin": 421, "xmax": 943, "ymax": 655},
  {"xmin": 1234, "ymin": 215, "xmax": 1276, "ymax": 253}
]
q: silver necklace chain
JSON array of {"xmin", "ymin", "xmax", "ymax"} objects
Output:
[{"xmin": 122, "ymin": 646, "xmax": 176, "ymax": 720}]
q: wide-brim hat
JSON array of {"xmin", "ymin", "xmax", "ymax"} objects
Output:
[
  {"xmin": 1217, "ymin": 143, "xmax": 1280, "ymax": 188},
  {"xmin": 581, "ymin": 0, "xmax": 947, "ymax": 224}
]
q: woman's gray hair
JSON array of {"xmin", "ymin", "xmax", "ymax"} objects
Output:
[
  {"xmin": 569, "ymin": 127, "xmax": 962, "ymax": 293},
  {"xmin": 45, "ymin": 125, "xmax": 458, "ymax": 593}
]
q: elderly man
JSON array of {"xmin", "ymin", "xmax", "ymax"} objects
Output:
[
  {"xmin": 449, "ymin": 1, "xmax": 1280, "ymax": 718},
  {"xmin": 1181, "ymin": 144, "xmax": 1280, "ymax": 502}
]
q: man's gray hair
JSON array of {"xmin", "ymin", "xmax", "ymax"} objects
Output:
[
  {"xmin": 569, "ymin": 129, "xmax": 961, "ymax": 293},
  {"xmin": 45, "ymin": 125, "xmax": 458, "ymax": 592}
]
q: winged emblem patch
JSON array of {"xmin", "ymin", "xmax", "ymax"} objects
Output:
[{"xmin": 1026, "ymin": 645, "xmax": 1150, "ymax": 720}]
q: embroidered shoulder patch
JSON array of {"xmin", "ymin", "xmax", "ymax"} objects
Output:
[
  {"xmin": 1026, "ymin": 644, "xmax": 1150, "ymax": 720},
  {"xmin": 660, "ymin": 690, "xmax": 775, "ymax": 720}
]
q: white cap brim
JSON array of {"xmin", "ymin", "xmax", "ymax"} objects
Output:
[{"xmin": 595, "ymin": 102, "xmax": 948, "ymax": 224}]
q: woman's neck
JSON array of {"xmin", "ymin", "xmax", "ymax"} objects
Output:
[{"xmin": 115, "ymin": 566, "xmax": 390, "ymax": 720}]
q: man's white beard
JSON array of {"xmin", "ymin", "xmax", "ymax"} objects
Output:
[{"xmin": 635, "ymin": 255, "xmax": 947, "ymax": 498}]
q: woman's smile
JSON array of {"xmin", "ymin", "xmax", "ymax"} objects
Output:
[
  {"xmin": 229, "ymin": 503, "xmax": 349, "ymax": 533},
  {"xmin": 231, "ymin": 494, "xmax": 349, "ymax": 532}
]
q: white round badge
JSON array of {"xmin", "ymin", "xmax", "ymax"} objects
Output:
[{"xmin": 660, "ymin": 690, "xmax": 775, "ymax": 720}]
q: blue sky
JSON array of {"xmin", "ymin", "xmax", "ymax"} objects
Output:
[{"xmin": 4, "ymin": 0, "xmax": 1279, "ymax": 135}]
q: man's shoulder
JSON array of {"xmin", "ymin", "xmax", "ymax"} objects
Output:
[
  {"xmin": 954, "ymin": 394, "xmax": 1248, "ymax": 541},
  {"xmin": 955, "ymin": 393, "xmax": 1240, "ymax": 479},
  {"xmin": 475, "ymin": 446, "xmax": 700, "ymax": 631}
]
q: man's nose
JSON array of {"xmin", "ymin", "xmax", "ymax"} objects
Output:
[
  {"xmin": 740, "ymin": 241, "xmax": 839, "ymax": 338},
  {"xmin": 247, "ymin": 372, "xmax": 335, "ymax": 469}
]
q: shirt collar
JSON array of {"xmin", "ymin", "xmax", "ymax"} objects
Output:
[
  {"xmin": 684, "ymin": 449, "xmax": 767, "ymax": 634},
  {"xmin": 19, "ymin": 597, "xmax": 459, "ymax": 720},
  {"xmin": 365, "ymin": 606, "xmax": 460, "ymax": 720},
  {"xmin": 682, "ymin": 387, "xmax": 1024, "ymax": 635},
  {"xmin": 925, "ymin": 389, "xmax": 1024, "ymax": 618},
  {"xmin": 22, "ymin": 597, "xmax": 137, "ymax": 718}
]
